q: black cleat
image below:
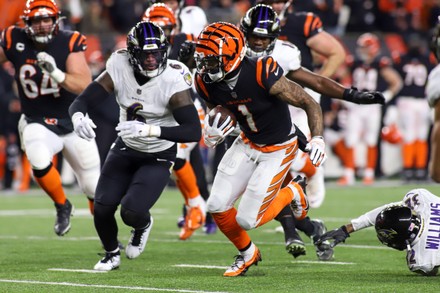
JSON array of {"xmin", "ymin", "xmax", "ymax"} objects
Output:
[
  {"xmin": 286, "ymin": 237, "xmax": 306, "ymax": 258},
  {"xmin": 54, "ymin": 199, "xmax": 74, "ymax": 236},
  {"xmin": 310, "ymin": 219, "xmax": 334, "ymax": 261}
]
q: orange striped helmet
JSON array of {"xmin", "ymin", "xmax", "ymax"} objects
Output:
[
  {"xmin": 356, "ymin": 33, "xmax": 380, "ymax": 61},
  {"xmin": 195, "ymin": 22, "xmax": 246, "ymax": 83},
  {"xmin": 142, "ymin": 3, "xmax": 176, "ymax": 38},
  {"xmin": 22, "ymin": 0, "xmax": 60, "ymax": 44}
]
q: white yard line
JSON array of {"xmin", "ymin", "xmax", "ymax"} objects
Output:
[
  {"xmin": 174, "ymin": 264, "xmax": 226, "ymax": 269},
  {"xmin": 48, "ymin": 268, "xmax": 107, "ymax": 273},
  {"xmin": 0, "ymin": 279, "xmax": 229, "ymax": 293},
  {"xmin": 292, "ymin": 260, "xmax": 355, "ymax": 265}
]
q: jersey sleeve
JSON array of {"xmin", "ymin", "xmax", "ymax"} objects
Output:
[
  {"xmin": 67, "ymin": 31, "xmax": 87, "ymax": 53},
  {"xmin": 351, "ymin": 201, "xmax": 402, "ymax": 231},
  {"xmin": 166, "ymin": 61, "xmax": 193, "ymax": 96},
  {"xmin": 301, "ymin": 12, "xmax": 323, "ymax": 38},
  {"xmin": 0, "ymin": 26, "xmax": 15, "ymax": 52},
  {"xmin": 255, "ymin": 56, "xmax": 284, "ymax": 90},
  {"xmin": 426, "ymin": 65, "xmax": 440, "ymax": 108}
]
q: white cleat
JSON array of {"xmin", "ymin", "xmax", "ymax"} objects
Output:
[
  {"xmin": 94, "ymin": 251, "xmax": 121, "ymax": 271},
  {"xmin": 125, "ymin": 217, "xmax": 154, "ymax": 259}
]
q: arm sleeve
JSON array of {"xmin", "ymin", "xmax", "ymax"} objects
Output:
[
  {"xmin": 159, "ymin": 104, "xmax": 202, "ymax": 143},
  {"xmin": 351, "ymin": 201, "xmax": 402, "ymax": 231},
  {"xmin": 68, "ymin": 81, "xmax": 110, "ymax": 116}
]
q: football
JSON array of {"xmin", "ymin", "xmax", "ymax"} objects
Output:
[{"xmin": 207, "ymin": 105, "xmax": 237, "ymax": 127}]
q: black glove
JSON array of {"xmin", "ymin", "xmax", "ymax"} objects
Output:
[
  {"xmin": 343, "ymin": 87, "xmax": 385, "ymax": 105},
  {"xmin": 178, "ymin": 40, "xmax": 196, "ymax": 67},
  {"xmin": 315, "ymin": 225, "xmax": 350, "ymax": 248}
]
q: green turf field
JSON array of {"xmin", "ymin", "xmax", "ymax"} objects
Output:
[{"xmin": 0, "ymin": 182, "xmax": 439, "ymax": 292}]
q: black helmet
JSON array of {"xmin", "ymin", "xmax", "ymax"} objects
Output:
[
  {"xmin": 127, "ymin": 21, "xmax": 169, "ymax": 77},
  {"xmin": 375, "ymin": 206, "xmax": 421, "ymax": 251},
  {"xmin": 240, "ymin": 4, "xmax": 280, "ymax": 57}
]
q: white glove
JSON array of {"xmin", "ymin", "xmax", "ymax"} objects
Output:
[
  {"xmin": 36, "ymin": 52, "xmax": 66, "ymax": 83},
  {"xmin": 115, "ymin": 120, "xmax": 161, "ymax": 139},
  {"xmin": 203, "ymin": 113, "xmax": 235, "ymax": 148},
  {"xmin": 305, "ymin": 136, "xmax": 327, "ymax": 167},
  {"xmin": 72, "ymin": 112, "xmax": 96, "ymax": 141}
]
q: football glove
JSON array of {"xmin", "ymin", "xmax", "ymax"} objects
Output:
[
  {"xmin": 72, "ymin": 112, "xmax": 96, "ymax": 141},
  {"xmin": 343, "ymin": 87, "xmax": 385, "ymax": 105},
  {"xmin": 115, "ymin": 120, "xmax": 161, "ymax": 139},
  {"xmin": 315, "ymin": 225, "xmax": 350, "ymax": 248},
  {"xmin": 36, "ymin": 52, "xmax": 66, "ymax": 83},
  {"xmin": 305, "ymin": 136, "xmax": 327, "ymax": 167},
  {"xmin": 178, "ymin": 40, "xmax": 196, "ymax": 65},
  {"xmin": 203, "ymin": 113, "xmax": 235, "ymax": 148}
]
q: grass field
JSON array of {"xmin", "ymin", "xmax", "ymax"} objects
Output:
[{"xmin": 1, "ymin": 181, "xmax": 439, "ymax": 292}]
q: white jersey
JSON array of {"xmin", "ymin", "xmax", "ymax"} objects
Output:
[
  {"xmin": 270, "ymin": 39, "xmax": 302, "ymax": 75},
  {"xmin": 179, "ymin": 6, "xmax": 208, "ymax": 36},
  {"xmin": 351, "ymin": 188, "xmax": 440, "ymax": 275},
  {"xmin": 106, "ymin": 49, "xmax": 193, "ymax": 153},
  {"xmin": 426, "ymin": 64, "xmax": 440, "ymax": 108}
]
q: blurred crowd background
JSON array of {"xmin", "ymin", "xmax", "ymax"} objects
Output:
[{"xmin": 1, "ymin": 0, "xmax": 440, "ymax": 191}]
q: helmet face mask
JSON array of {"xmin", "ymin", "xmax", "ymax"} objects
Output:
[
  {"xmin": 240, "ymin": 4, "xmax": 280, "ymax": 58},
  {"xmin": 195, "ymin": 22, "xmax": 246, "ymax": 83},
  {"xmin": 375, "ymin": 205, "xmax": 421, "ymax": 251},
  {"xmin": 22, "ymin": 0, "xmax": 60, "ymax": 44},
  {"xmin": 127, "ymin": 21, "xmax": 169, "ymax": 78}
]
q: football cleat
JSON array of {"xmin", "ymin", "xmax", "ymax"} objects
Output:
[
  {"xmin": 125, "ymin": 217, "xmax": 153, "ymax": 259},
  {"xmin": 223, "ymin": 246, "xmax": 262, "ymax": 277},
  {"xmin": 286, "ymin": 237, "xmax": 306, "ymax": 259},
  {"xmin": 288, "ymin": 176, "xmax": 309, "ymax": 220},
  {"xmin": 310, "ymin": 219, "xmax": 334, "ymax": 261},
  {"xmin": 179, "ymin": 206, "xmax": 205, "ymax": 240},
  {"xmin": 54, "ymin": 199, "xmax": 74, "ymax": 236},
  {"xmin": 94, "ymin": 251, "xmax": 121, "ymax": 271}
]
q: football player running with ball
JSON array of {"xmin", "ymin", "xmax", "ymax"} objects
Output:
[
  {"xmin": 194, "ymin": 22, "xmax": 325, "ymax": 277},
  {"xmin": 69, "ymin": 21, "xmax": 201, "ymax": 271},
  {"xmin": 0, "ymin": 0, "xmax": 100, "ymax": 236},
  {"xmin": 239, "ymin": 4, "xmax": 385, "ymax": 261}
]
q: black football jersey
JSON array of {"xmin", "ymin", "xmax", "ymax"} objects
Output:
[
  {"xmin": 0, "ymin": 26, "xmax": 86, "ymax": 120},
  {"xmin": 278, "ymin": 12, "xmax": 323, "ymax": 71},
  {"xmin": 169, "ymin": 33, "xmax": 195, "ymax": 60},
  {"xmin": 350, "ymin": 56, "xmax": 392, "ymax": 92},
  {"xmin": 393, "ymin": 52, "xmax": 435, "ymax": 98},
  {"xmin": 195, "ymin": 56, "xmax": 293, "ymax": 145}
]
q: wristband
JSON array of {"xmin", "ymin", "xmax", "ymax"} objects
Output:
[
  {"xmin": 149, "ymin": 125, "xmax": 161, "ymax": 137},
  {"xmin": 50, "ymin": 68, "xmax": 66, "ymax": 83}
]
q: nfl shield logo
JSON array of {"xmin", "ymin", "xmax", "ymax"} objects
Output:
[
  {"xmin": 231, "ymin": 92, "xmax": 238, "ymax": 99},
  {"xmin": 137, "ymin": 89, "xmax": 142, "ymax": 95}
]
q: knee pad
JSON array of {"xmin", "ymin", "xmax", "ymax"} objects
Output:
[
  {"xmin": 94, "ymin": 202, "xmax": 118, "ymax": 221},
  {"xmin": 120, "ymin": 206, "xmax": 151, "ymax": 229},
  {"xmin": 26, "ymin": 142, "xmax": 52, "ymax": 170},
  {"xmin": 235, "ymin": 214, "xmax": 254, "ymax": 231},
  {"xmin": 32, "ymin": 163, "xmax": 52, "ymax": 178}
]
